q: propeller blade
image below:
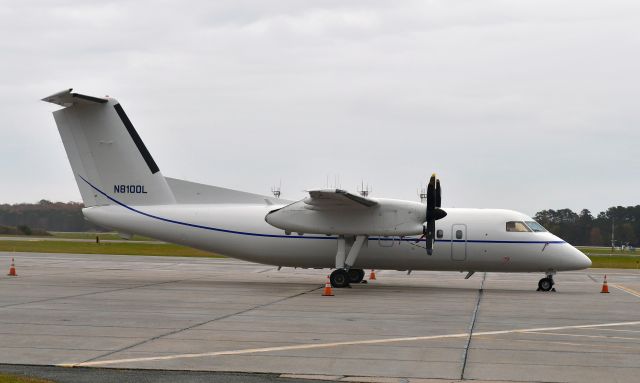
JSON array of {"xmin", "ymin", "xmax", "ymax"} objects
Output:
[
  {"xmin": 426, "ymin": 174, "xmax": 436, "ymax": 211},
  {"xmin": 424, "ymin": 173, "xmax": 445, "ymax": 255},
  {"xmin": 425, "ymin": 220, "xmax": 435, "ymax": 255}
]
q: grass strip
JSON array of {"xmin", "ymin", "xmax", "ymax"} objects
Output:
[
  {"xmin": 0, "ymin": 240, "xmax": 222, "ymax": 258},
  {"xmin": 588, "ymin": 255, "xmax": 640, "ymax": 269},
  {"xmin": 577, "ymin": 246, "xmax": 638, "ymax": 256},
  {"xmin": 49, "ymin": 231, "xmax": 152, "ymax": 241},
  {"xmin": 0, "ymin": 373, "xmax": 55, "ymax": 383}
]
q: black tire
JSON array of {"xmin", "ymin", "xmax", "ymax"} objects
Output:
[
  {"xmin": 347, "ymin": 269, "xmax": 365, "ymax": 284},
  {"xmin": 330, "ymin": 269, "xmax": 351, "ymax": 288},
  {"xmin": 538, "ymin": 277, "xmax": 553, "ymax": 292}
]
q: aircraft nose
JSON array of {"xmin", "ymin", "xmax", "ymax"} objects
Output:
[{"xmin": 570, "ymin": 246, "xmax": 592, "ymax": 269}]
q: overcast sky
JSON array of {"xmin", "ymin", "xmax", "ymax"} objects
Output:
[{"xmin": 1, "ymin": 0, "xmax": 639, "ymax": 216}]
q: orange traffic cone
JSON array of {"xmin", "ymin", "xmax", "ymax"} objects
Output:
[
  {"xmin": 7, "ymin": 258, "xmax": 16, "ymax": 276},
  {"xmin": 322, "ymin": 275, "xmax": 334, "ymax": 296},
  {"xmin": 601, "ymin": 275, "xmax": 609, "ymax": 293},
  {"xmin": 369, "ymin": 269, "xmax": 376, "ymax": 280}
]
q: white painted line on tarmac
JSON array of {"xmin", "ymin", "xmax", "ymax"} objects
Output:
[
  {"xmin": 523, "ymin": 331, "xmax": 640, "ymax": 341},
  {"xmin": 61, "ymin": 320, "xmax": 640, "ymax": 368},
  {"xmin": 586, "ymin": 328, "xmax": 640, "ymax": 334},
  {"xmin": 612, "ymin": 284, "xmax": 640, "ymax": 299}
]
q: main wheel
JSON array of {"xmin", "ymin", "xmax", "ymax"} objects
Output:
[
  {"xmin": 347, "ymin": 268, "xmax": 365, "ymax": 284},
  {"xmin": 330, "ymin": 269, "xmax": 351, "ymax": 288},
  {"xmin": 538, "ymin": 277, "xmax": 553, "ymax": 292}
]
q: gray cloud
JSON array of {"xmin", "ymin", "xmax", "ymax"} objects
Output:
[{"xmin": 1, "ymin": 0, "xmax": 639, "ymax": 215}]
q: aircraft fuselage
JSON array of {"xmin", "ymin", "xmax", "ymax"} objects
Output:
[{"xmin": 83, "ymin": 203, "xmax": 590, "ymax": 273}]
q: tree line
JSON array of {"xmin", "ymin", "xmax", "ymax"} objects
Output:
[
  {"xmin": 0, "ymin": 200, "xmax": 101, "ymax": 232},
  {"xmin": 0, "ymin": 200, "xmax": 638, "ymax": 246},
  {"xmin": 534, "ymin": 206, "xmax": 640, "ymax": 246}
]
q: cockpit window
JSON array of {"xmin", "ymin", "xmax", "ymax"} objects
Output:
[
  {"xmin": 506, "ymin": 221, "xmax": 531, "ymax": 232},
  {"xmin": 525, "ymin": 221, "xmax": 547, "ymax": 232}
]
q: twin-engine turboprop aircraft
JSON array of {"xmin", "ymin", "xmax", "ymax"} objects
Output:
[{"xmin": 42, "ymin": 89, "xmax": 591, "ymax": 291}]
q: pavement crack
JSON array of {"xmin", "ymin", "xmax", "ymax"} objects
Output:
[
  {"xmin": 460, "ymin": 272, "xmax": 485, "ymax": 380},
  {"xmin": 76, "ymin": 285, "xmax": 322, "ymax": 365}
]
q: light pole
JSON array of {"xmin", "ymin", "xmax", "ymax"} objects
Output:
[{"xmin": 611, "ymin": 217, "xmax": 615, "ymax": 251}]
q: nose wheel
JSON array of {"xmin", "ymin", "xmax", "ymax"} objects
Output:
[{"xmin": 537, "ymin": 276, "xmax": 556, "ymax": 292}]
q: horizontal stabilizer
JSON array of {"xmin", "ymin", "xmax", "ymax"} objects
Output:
[{"xmin": 42, "ymin": 88, "xmax": 108, "ymax": 107}]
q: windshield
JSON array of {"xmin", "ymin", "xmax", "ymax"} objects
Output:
[{"xmin": 525, "ymin": 221, "xmax": 547, "ymax": 232}]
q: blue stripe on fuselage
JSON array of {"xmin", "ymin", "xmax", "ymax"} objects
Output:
[{"xmin": 78, "ymin": 175, "xmax": 565, "ymax": 245}]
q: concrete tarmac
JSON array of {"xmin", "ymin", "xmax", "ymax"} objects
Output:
[{"xmin": 0, "ymin": 252, "xmax": 639, "ymax": 383}]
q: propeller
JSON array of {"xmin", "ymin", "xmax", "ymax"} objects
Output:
[{"xmin": 423, "ymin": 174, "xmax": 447, "ymax": 255}]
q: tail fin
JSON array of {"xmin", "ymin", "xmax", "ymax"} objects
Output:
[{"xmin": 43, "ymin": 89, "xmax": 175, "ymax": 207}]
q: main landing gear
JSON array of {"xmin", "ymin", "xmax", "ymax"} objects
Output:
[
  {"xmin": 348, "ymin": 268, "xmax": 365, "ymax": 284},
  {"xmin": 330, "ymin": 235, "xmax": 367, "ymax": 288},
  {"xmin": 330, "ymin": 268, "xmax": 365, "ymax": 288},
  {"xmin": 537, "ymin": 272, "xmax": 556, "ymax": 292}
]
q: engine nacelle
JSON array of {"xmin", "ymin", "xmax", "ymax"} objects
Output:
[{"xmin": 265, "ymin": 198, "xmax": 426, "ymax": 236}]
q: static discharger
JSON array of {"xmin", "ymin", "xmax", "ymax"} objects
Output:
[
  {"xmin": 7, "ymin": 258, "xmax": 16, "ymax": 276},
  {"xmin": 601, "ymin": 275, "xmax": 610, "ymax": 293},
  {"xmin": 322, "ymin": 275, "xmax": 334, "ymax": 296}
]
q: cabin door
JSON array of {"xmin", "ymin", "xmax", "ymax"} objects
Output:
[{"xmin": 451, "ymin": 224, "xmax": 467, "ymax": 261}]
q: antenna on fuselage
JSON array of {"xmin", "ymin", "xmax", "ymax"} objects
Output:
[
  {"xmin": 326, "ymin": 174, "xmax": 342, "ymax": 189},
  {"xmin": 271, "ymin": 180, "xmax": 281, "ymax": 199},
  {"xmin": 418, "ymin": 187, "xmax": 428, "ymax": 203},
  {"xmin": 357, "ymin": 181, "xmax": 372, "ymax": 197}
]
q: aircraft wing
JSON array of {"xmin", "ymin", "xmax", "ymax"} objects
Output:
[{"xmin": 303, "ymin": 189, "xmax": 378, "ymax": 209}]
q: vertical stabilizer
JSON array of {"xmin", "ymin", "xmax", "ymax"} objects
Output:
[{"xmin": 43, "ymin": 89, "xmax": 175, "ymax": 207}]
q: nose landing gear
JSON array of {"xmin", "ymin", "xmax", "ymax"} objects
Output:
[{"xmin": 537, "ymin": 273, "xmax": 556, "ymax": 292}]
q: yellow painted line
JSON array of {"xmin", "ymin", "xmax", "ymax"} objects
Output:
[
  {"xmin": 60, "ymin": 320, "xmax": 640, "ymax": 368},
  {"xmin": 611, "ymin": 284, "xmax": 640, "ymax": 299}
]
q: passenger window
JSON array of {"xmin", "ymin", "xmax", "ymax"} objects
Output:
[
  {"xmin": 456, "ymin": 230, "xmax": 463, "ymax": 239},
  {"xmin": 506, "ymin": 221, "xmax": 531, "ymax": 232},
  {"xmin": 436, "ymin": 229, "xmax": 443, "ymax": 238}
]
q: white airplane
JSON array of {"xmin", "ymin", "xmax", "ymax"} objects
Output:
[{"xmin": 42, "ymin": 89, "xmax": 591, "ymax": 291}]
